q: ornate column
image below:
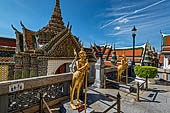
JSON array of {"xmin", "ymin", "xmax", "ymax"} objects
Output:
[
  {"xmin": 8, "ymin": 63, "xmax": 15, "ymax": 80},
  {"xmin": 93, "ymin": 57, "xmax": 105, "ymax": 88},
  {"xmin": 14, "ymin": 54, "xmax": 23, "ymax": 79},
  {"xmin": 30, "ymin": 54, "xmax": 38, "ymax": 77},
  {"xmin": 38, "ymin": 57, "xmax": 48, "ymax": 76},
  {"xmin": 22, "ymin": 53, "xmax": 30, "ymax": 78}
]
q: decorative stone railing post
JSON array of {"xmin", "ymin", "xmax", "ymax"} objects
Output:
[{"xmin": 93, "ymin": 57, "xmax": 104, "ymax": 88}]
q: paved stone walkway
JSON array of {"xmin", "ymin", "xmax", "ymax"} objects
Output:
[
  {"xmin": 86, "ymin": 83, "xmax": 170, "ymax": 113},
  {"xmin": 47, "ymin": 80, "xmax": 170, "ymax": 113}
]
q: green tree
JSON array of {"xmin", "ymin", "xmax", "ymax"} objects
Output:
[{"xmin": 134, "ymin": 66, "xmax": 157, "ymax": 78}]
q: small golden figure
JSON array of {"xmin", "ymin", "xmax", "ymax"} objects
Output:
[
  {"xmin": 70, "ymin": 42, "xmax": 89, "ymax": 110},
  {"xmin": 117, "ymin": 54, "xmax": 128, "ymax": 83}
]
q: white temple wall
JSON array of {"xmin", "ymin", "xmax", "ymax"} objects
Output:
[
  {"xmin": 47, "ymin": 59, "xmax": 72, "ymax": 75},
  {"xmin": 164, "ymin": 55, "xmax": 170, "ymax": 69}
]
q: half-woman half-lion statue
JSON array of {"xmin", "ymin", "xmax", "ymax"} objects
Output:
[{"xmin": 117, "ymin": 54, "xmax": 128, "ymax": 83}]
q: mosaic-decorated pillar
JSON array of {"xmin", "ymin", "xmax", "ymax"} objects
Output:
[
  {"xmin": 38, "ymin": 57, "xmax": 48, "ymax": 76},
  {"xmin": 8, "ymin": 63, "xmax": 15, "ymax": 80},
  {"xmin": 14, "ymin": 54, "xmax": 23, "ymax": 79},
  {"xmin": 0, "ymin": 63, "xmax": 8, "ymax": 81},
  {"xmin": 30, "ymin": 54, "xmax": 38, "ymax": 77},
  {"xmin": 22, "ymin": 53, "xmax": 30, "ymax": 78}
]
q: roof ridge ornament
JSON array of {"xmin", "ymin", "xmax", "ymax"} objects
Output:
[
  {"xmin": 11, "ymin": 25, "xmax": 19, "ymax": 33},
  {"xmin": 20, "ymin": 21, "xmax": 25, "ymax": 29},
  {"xmin": 67, "ymin": 22, "xmax": 70, "ymax": 29}
]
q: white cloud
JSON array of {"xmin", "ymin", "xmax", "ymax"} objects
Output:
[
  {"xmin": 106, "ymin": 5, "xmax": 135, "ymax": 11},
  {"xmin": 101, "ymin": 0, "xmax": 166, "ymax": 29},
  {"xmin": 100, "ymin": 15, "xmax": 127, "ymax": 29},
  {"xmin": 114, "ymin": 26, "xmax": 120, "ymax": 30},
  {"xmin": 134, "ymin": 0, "xmax": 166, "ymax": 13},
  {"xmin": 118, "ymin": 18, "xmax": 129, "ymax": 23}
]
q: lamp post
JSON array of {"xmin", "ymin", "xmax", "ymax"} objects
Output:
[{"xmin": 132, "ymin": 26, "xmax": 137, "ymax": 66}]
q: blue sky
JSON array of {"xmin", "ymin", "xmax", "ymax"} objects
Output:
[{"xmin": 0, "ymin": 0, "xmax": 170, "ymax": 51}]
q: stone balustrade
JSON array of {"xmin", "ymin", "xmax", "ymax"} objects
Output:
[
  {"xmin": 0, "ymin": 72, "xmax": 72, "ymax": 113},
  {"xmin": 104, "ymin": 66, "xmax": 117, "ymax": 74},
  {"xmin": 158, "ymin": 68, "xmax": 170, "ymax": 81}
]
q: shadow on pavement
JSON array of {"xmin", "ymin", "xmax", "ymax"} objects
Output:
[{"xmin": 155, "ymin": 79, "xmax": 170, "ymax": 86}]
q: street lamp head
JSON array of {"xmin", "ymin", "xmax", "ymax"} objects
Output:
[{"xmin": 132, "ymin": 26, "xmax": 137, "ymax": 35}]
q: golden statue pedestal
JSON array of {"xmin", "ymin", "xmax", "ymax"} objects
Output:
[{"xmin": 60, "ymin": 100, "xmax": 94, "ymax": 113}]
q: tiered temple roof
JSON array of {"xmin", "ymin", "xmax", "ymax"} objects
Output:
[
  {"xmin": 0, "ymin": 37, "xmax": 16, "ymax": 62},
  {"xmin": 20, "ymin": 22, "xmax": 36, "ymax": 51},
  {"xmin": 102, "ymin": 44, "xmax": 146, "ymax": 66},
  {"xmin": 0, "ymin": 37, "xmax": 16, "ymax": 47},
  {"xmin": 10, "ymin": 0, "xmax": 82, "ymax": 78},
  {"xmin": 36, "ymin": 24, "xmax": 81, "ymax": 57},
  {"xmin": 11, "ymin": 0, "xmax": 81, "ymax": 57},
  {"xmin": 161, "ymin": 33, "xmax": 170, "ymax": 54},
  {"xmin": 37, "ymin": 0, "xmax": 66, "ymax": 44},
  {"xmin": 89, "ymin": 41, "xmax": 160, "ymax": 66}
]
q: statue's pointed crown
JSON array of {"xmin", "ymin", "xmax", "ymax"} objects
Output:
[
  {"xmin": 81, "ymin": 41, "xmax": 84, "ymax": 51},
  {"xmin": 78, "ymin": 41, "xmax": 87, "ymax": 56}
]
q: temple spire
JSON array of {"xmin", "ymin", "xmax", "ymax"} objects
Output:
[
  {"xmin": 111, "ymin": 43, "xmax": 117, "ymax": 65},
  {"xmin": 49, "ymin": 0, "xmax": 64, "ymax": 25},
  {"xmin": 37, "ymin": 0, "xmax": 66, "ymax": 39}
]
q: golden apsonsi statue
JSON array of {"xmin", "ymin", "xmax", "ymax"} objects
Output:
[
  {"xmin": 117, "ymin": 54, "xmax": 128, "ymax": 83},
  {"xmin": 70, "ymin": 42, "xmax": 89, "ymax": 110}
]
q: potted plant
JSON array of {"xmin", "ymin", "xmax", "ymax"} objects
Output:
[{"xmin": 134, "ymin": 66, "xmax": 158, "ymax": 90}]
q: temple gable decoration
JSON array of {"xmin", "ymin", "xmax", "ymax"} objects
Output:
[{"xmin": 49, "ymin": 35, "xmax": 80, "ymax": 57}]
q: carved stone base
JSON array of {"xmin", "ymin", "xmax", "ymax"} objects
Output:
[
  {"xmin": 60, "ymin": 100, "xmax": 94, "ymax": 113},
  {"xmin": 93, "ymin": 80, "xmax": 103, "ymax": 88}
]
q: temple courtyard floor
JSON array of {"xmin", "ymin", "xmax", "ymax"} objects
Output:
[
  {"xmin": 49, "ymin": 80, "xmax": 170, "ymax": 113},
  {"xmin": 87, "ymin": 83, "xmax": 170, "ymax": 113}
]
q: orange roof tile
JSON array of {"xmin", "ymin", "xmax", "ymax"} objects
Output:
[
  {"xmin": 0, "ymin": 57, "xmax": 13, "ymax": 62},
  {"xmin": 163, "ymin": 47, "xmax": 170, "ymax": 51},
  {"xmin": 104, "ymin": 49, "xmax": 109, "ymax": 55},
  {"xmin": 0, "ymin": 48, "xmax": 15, "ymax": 52},
  {"xmin": 104, "ymin": 62, "xmax": 112, "ymax": 66},
  {"xmin": 116, "ymin": 49, "xmax": 143, "ymax": 57},
  {"xmin": 160, "ymin": 55, "xmax": 164, "ymax": 58},
  {"xmin": 165, "ymin": 36, "xmax": 170, "ymax": 45}
]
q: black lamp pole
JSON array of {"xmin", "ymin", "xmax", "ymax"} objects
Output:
[{"xmin": 132, "ymin": 26, "xmax": 137, "ymax": 66}]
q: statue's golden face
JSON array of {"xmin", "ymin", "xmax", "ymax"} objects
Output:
[{"xmin": 79, "ymin": 51, "xmax": 87, "ymax": 60}]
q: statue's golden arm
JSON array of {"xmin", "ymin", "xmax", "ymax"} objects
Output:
[{"xmin": 76, "ymin": 61, "xmax": 88, "ymax": 71}]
